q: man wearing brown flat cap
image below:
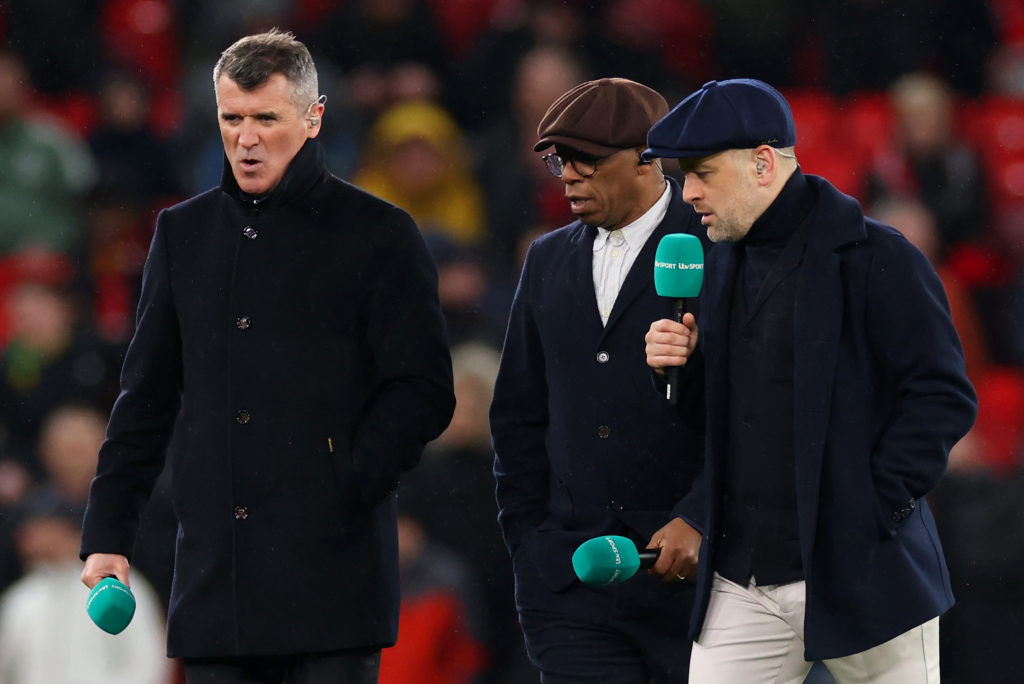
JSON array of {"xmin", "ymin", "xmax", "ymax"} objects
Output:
[{"xmin": 490, "ymin": 78, "xmax": 709, "ymax": 682}]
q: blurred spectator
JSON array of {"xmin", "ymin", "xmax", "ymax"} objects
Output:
[
  {"xmin": 308, "ymin": 0, "xmax": 449, "ymax": 119},
  {"xmin": 84, "ymin": 194, "xmax": 152, "ymax": 345},
  {"xmin": 932, "ymin": 369, "xmax": 1024, "ymax": 683},
  {"xmin": 0, "ymin": 457, "xmax": 30, "ymax": 596},
  {"xmin": 700, "ymin": 0, "xmax": 809, "ymax": 87},
  {"xmin": 424, "ymin": 234, "xmax": 508, "ymax": 349},
  {"xmin": 818, "ymin": 0, "xmax": 998, "ymax": 96},
  {"xmin": 380, "ymin": 512, "xmax": 487, "ymax": 684},
  {"xmin": 865, "ymin": 72, "xmax": 990, "ymax": 253},
  {"xmin": 472, "ymin": 45, "xmax": 581, "ymax": 282},
  {"xmin": 399, "ymin": 341, "xmax": 533, "ymax": 683},
  {"xmin": 355, "ymin": 100, "xmax": 486, "ymax": 247},
  {"xmin": 0, "ymin": 255, "xmax": 120, "ymax": 479},
  {"xmin": 987, "ymin": 44, "xmax": 1024, "ymax": 95},
  {"xmin": 456, "ymin": 0, "xmax": 670, "ymax": 130},
  {"xmin": 2, "ymin": 1, "xmax": 102, "ymax": 95},
  {"xmin": 945, "ymin": 203, "xmax": 1024, "ymax": 368},
  {"xmin": 310, "ymin": 0, "xmax": 448, "ymax": 73},
  {"xmin": 0, "ymin": 490, "xmax": 169, "ymax": 684},
  {"xmin": 872, "ymin": 198, "xmax": 991, "ymax": 386},
  {"xmin": 88, "ymin": 70, "xmax": 183, "ymax": 209},
  {"xmin": 993, "ymin": 205, "xmax": 1024, "ymax": 365},
  {"xmin": 0, "ymin": 50, "xmax": 96, "ymax": 254},
  {"xmin": 97, "ymin": 0, "xmax": 181, "ymax": 136},
  {"xmin": 600, "ymin": 0, "xmax": 713, "ymax": 91}
]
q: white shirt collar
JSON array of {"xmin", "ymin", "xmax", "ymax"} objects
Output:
[{"xmin": 593, "ymin": 181, "xmax": 672, "ymax": 252}]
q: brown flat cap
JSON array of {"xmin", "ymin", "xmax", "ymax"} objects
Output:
[{"xmin": 535, "ymin": 77, "xmax": 669, "ymax": 157}]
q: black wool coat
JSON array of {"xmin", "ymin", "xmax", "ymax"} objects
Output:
[
  {"xmin": 690, "ymin": 174, "xmax": 977, "ymax": 660},
  {"xmin": 81, "ymin": 141, "xmax": 455, "ymax": 658},
  {"xmin": 491, "ymin": 179, "xmax": 707, "ymax": 597}
]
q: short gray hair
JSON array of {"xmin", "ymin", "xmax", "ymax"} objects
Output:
[{"xmin": 213, "ymin": 28, "xmax": 318, "ymax": 108}]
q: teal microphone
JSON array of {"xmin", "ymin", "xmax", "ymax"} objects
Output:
[
  {"xmin": 86, "ymin": 577, "xmax": 136, "ymax": 634},
  {"xmin": 572, "ymin": 535, "xmax": 660, "ymax": 585},
  {"xmin": 653, "ymin": 233, "xmax": 704, "ymax": 403}
]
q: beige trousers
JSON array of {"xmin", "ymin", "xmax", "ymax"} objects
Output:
[{"xmin": 689, "ymin": 573, "xmax": 940, "ymax": 683}]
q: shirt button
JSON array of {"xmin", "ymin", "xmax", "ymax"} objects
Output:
[
  {"xmin": 596, "ymin": 351, "xmax": 610, "ymax": 364},
  {"xmin": 236, "ymin": 316, "xmax": 251, "ymax": 330},
  {"xmin": 236, "ymin": 410, "xmax": 251, "ymax": 424},
  {"xmin": 234, "ymin": 506, "xmax": 249, "ymax": 520},
  {"xmin": 242, "ymin": 226, "xmax": 258, "ymax": 240},
  {"xmin": 597, "ymin": 425, "xmax": 611, "ymax": 439}
]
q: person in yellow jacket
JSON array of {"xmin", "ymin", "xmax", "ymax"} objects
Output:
[{"xmin": 355, "ymin": 101, "xmax": 485, "ymax": 248}]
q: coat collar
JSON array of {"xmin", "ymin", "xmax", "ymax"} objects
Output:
[
  {"xmin": 220, "ymin": 139, "xmax": 329, "ymax": 211},
  {"xmin": 704, "ymin": 173, "xmax": 870, "ymax": 550},
  {"xmin": 563, "ymin": 177, "xmax": 697, "ymax": 338},
  {"xmin": 602, "ymin": 176, "xmax": 694, "ymax": 336}
]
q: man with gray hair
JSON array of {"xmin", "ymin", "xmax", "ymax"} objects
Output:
[{"xmin": 79, "ymin": 29, "xmax": 455, "ymax": 683}]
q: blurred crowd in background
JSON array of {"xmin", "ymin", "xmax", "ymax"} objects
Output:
[{"xmin": 0, "ymin": 0, "xmax": 1022, "ymax": 682}]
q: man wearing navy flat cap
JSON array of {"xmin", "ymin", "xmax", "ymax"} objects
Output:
[
  {"xmin": 644, "ymin": 79, "xmax": 977, "ymax": 682},
  {"xmin": 491, "ymin": 78, "xmax": 708, "ymax": 682}
]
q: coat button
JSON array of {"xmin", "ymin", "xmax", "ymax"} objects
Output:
[
  {"xmin": 234, "ymin": 506, "xmax": 249, "ymax": 520},
  {"xmin": 596, "ymin": 351, "xmax": 610, "ymax": 364},
  {"xmin": 242, "ymin": 226, "xmax": 258, "ymax": 239},
  {"xmin": 235, "ymin": 409, "xmax": 251, "ymax": 424},
  {"xmin": 597, "ymin": 425, "xmax": 611, "ymax": 438},
  {"xmin": 609, "ymin": 499, "xmax": 623, "ymax": 512},
  {"xmin": 743, "ymin": 495, "xmax": 759, "ymax": 511},
  {"xmin": 236, "ymin": 316, "xmax": 251, "ymax": 330}
]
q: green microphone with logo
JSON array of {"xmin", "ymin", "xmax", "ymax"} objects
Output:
[
  {"xmin": 653, "ymin": 233, "xmax": 704, "ymax": 404},
  {"xmin": 572, "ymin": 535, "xmax": 661, "ymax": 585},
  {"xmin": 86, "ymin": 576, "xmax": 136, "ymax": 634}
]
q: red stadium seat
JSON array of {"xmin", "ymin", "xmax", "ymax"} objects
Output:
[
  {"xmin": 962, "ymin": 96, "xmax": 1024, "ymax": 163},
  {"xmin": 990, "ymin": 157, "xmax": 1024, "ymax": 206},
  {"xmin": 839, "ymin": 92, "xmax": 894, "ymax": 161},
  {"xmin": 784, "ymin": 89, "xmax": 836, "ymax": 157}
]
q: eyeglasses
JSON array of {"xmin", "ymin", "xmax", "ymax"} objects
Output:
[{"xmin": 542, "ymin": 152, "xmax": 604, "ymax": 179}]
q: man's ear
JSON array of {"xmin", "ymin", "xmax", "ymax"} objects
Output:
[{"xmin": 753, "ymin": 145, "xmax": 778, "ymax": 185}]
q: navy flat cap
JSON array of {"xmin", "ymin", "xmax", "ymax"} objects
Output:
[{"xmin": 643, "ymin": 79, "xmax": 796, "ymax": 160}]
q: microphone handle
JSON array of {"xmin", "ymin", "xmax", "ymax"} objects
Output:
[
  {"xmin": 665, "ymin": 298, "xmax": 685, "ymax": 404},
  {"xmin": 638, "ymin": 547, "xmax": 660, "ymax": 568}
]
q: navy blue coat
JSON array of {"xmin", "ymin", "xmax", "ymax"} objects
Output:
[
  {"xmin": 80, "ymin": 141, "xmax": 455, "ymax": 658},
  {"xmin": 491, "ymin": 179, "xmax": 706, "ymax": 597},
  {"xmin": 689, "ymin": 175, "xmax": 977, "ymax": 660}
]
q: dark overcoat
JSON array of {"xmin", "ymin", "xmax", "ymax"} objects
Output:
[
  {"xmin": 80, "ymin": 141, "xmax": 455, "ymax": 658},
  {"xmin": 491, "ymin": 179, "xmax": 706, "ymax": 600},
  {"xmin": 687, "ymin": 174, "xmax": 977, "ymax": 660}
]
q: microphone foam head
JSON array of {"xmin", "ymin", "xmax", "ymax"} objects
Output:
[
  {"xmin": 572, "ymin": 535, "xmax": 641, "ymax": 585},
  {"xmin": 654, "ymin": 233, "xmax": 704, "ymax": 298},
  {"xmin": 86, "ymin": 577, "xmax": 136, "ymax": 634}
]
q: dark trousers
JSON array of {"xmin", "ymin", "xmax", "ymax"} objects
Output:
[
  {"xmin": 515, "ymin": 555, "xmax": 695, "ymax": 683},
  {"xmin": 183, "ymin": 650, "xmax": 381, "ymax": 684}
]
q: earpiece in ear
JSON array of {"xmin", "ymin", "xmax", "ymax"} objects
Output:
[
  {"xmin": 756, "ymin": 161, "xmax": 766, "ymax": 174},
  {"xmin": 309, "ymin": 117, "xmax": 319, "ymax": 126}
]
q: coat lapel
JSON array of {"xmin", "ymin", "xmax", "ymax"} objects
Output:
[
  {"xmin": 702, "ymin": 241, "xmax": 739, "ymax": 490},
  {"xmin": 567, "ymin": 222, "xmax": 603, "ymax": 331},
  {"xmin": 792, "ymin": 177, "xmax": 868, "ymax": 551},
  {"xmin": 602, "ymin": 180, "xmax": 692, "ymax": 339}
]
